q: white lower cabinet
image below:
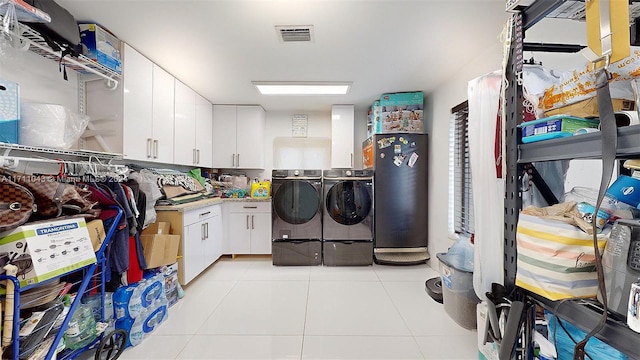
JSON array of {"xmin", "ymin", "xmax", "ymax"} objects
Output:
[
  {"xmin": 156, "ymin": 203, "xmax": 222, "ymax": 285},
  {"xmin": 223, "ymin": 201, "xmax": 271, "ymax": 255}
]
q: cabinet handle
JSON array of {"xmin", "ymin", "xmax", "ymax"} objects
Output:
[
  {"xmin": 351, "ymin": 153, "xmax": 354, "ymax": 168},
  {"xmin": 252, "ymin": 215, "xmax": 254, "ymax": 229},
  {"xmin": 147, "ymin": 138, "xmax": 152, "ymax": 158},
  {"xmin": 243, "ymin": 206, "xmax": 257, "ymax": 209},
  {"xmin": 153, "ymin": 139, "xmax": 159, "ymax": 158},
  {"xmin": 193, "ymin": 149, "xmax": 197, "ymax": 164},
  {"xmin": 205, "ymin": 222, "xmax": 209, "ymax": 239},
  {"xmin": 201, "ymin": 223, "xmax": 205, "ymax": 240},
  {"xmin": 196, "ymin": 149, "xmax": 200, "ymax": 164},
  {"xmin": 237, "ymin": 153, "xmax": 240, "ymax": 167},
  {"xmin": 200, "ymin": 211, "xmax": 211, "ymax": 217},
  {"xmin": 246, "ymin": 215, "xmax": 249, "ymax": 229}
]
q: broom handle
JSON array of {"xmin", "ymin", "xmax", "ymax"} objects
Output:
[{"xmin": 3, "ymin": 265, "xmax": 18, "ymax": 350}]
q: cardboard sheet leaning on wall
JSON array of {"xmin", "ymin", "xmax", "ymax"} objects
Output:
[{"xmin": 540, "ymin": 46, "xmax": 640, "ymax": 112}]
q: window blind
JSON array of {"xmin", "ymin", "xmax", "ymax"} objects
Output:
[{"xmin": 450, "ymin": 101, "xmax": 474, "ymax": 236}]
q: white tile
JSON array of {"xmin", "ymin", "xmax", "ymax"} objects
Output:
[
  {"xmin": 382, "ymin": 281, "xmax": 473, "ymax": 336},
  {"xmin": 190, "ymin": 257, "xmax": 255, "ymax": 282},
  {"xmin": 415, "ymin": 334, "xmax": 479, "ymax": 360},
  {"xmin": 373, "ymin": 263, "xmax": 440, "ymax": 282},
  {"xmin": 310, "ymin": 265, "xmax": 379, "ymax": 281},
  {"xmin": 119, "ymin": 335, "xmax": 192, "ymax": 359},
  {"xmin": 302, "ymin": 336, "xmax": 424, "ymax": 360},
  {"xmin": 153, "ymin": 280, "xmax": 236, "ymax": 335},
  {"xmin": 197, "ymin": 281, "xmax": 308, "ymax": 335},
  {"xmin": 241, "ymin": 260, "xmax": 312, "ymax": 281},
  {"xmin": 177, "ymin": 335, "xmax": 302, "ymax": 359},
  {"xmin": 304, "ymin": 281, "xmax": 411, "ymax": 336}
]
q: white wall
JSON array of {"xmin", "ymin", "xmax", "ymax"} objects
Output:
[
  {"xmin": 237, "ymin": 110, "xmax": 332, "ymax": 181},
  {"xmin": 0, "ymin": 47, "xmax": 78, "ymax": 110}
]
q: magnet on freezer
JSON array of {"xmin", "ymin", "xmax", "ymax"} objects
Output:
[{"xmin": 408, "ymin": 152, "xmax": 419, "ymax": 168}]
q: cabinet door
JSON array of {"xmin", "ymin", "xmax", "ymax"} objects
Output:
[
  {"xmin": 212, "ymin": 105, "xmax": 237, "ymax": 168},
  {"xmin": 122, "ymin": 44, "xmax": 153, "ymax": 161},
  {"xmin": 182, "ymin": 221, "xmax": 206, "ymax": 285},
  {"xmin": 331, "ymin": 104, "xmax": 355, "ymax": 169},
  {"xmin": 250, "ymin": 212, "xmax": 272, "ymax": 254},
  {"xmin": 151, "ymin": 65, "xmax": 175, "ymax": 163},
  {"xmin": 205, "ymin": 206, "xmax": 223, "ymax": 263},
  {"xmin": 228, "ymin": 212, "xmax": 251, "ymax": 254},
  {"xmin": 236, "ymin": 106, "xmax": 265, "ymax": 169},
  {"xmin": 195, "ymin": 93, "xmax": 213, "ymax": 167},
  {"xmin": 173, "ymin": 80, "xmax": 197, "ymax": 165}
]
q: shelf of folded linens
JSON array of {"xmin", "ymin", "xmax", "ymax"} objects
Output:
[
  {"xmin": 518, "ymin": 124, "xmax": 640, "ymax": 163},
  {"xmin": 525, "ymin": 290, "xmax": 639, "ymax": 358}
]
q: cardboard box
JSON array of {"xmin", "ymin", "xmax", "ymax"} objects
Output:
[
  {"xmin": 0, "ymin": 218, "xmax": 96, "ymax": 287},
  {"xmin": 544, "ymin": 98, "xmax": 635, "ymax": 118},
  {"xmin": 140, "ymin": 234, "xmax": 180, "ymax": 269},
  {"xmin": 377, "ymin": 92, "xmax": 424, "ymax": 134},
  {"xmin": 79, "ymin": 23, "xmax": 122, "ymax": 74},
  {"xmin": 143, "ymin": 222, "xmax": 171, "ymax": 235},
  {"xmin": 362, "ymin": 137, "xmax": 374, "ymax": 169},
  {"xmin": 87, "ymin": 219, "xmax": 106, "ymax": 252},
  {"xmin": 0, "ymin": 79, "xmax": 20, "ymax": 144}
]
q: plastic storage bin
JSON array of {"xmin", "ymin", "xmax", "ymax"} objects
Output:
[{"xmin": 437, "ymin": 252, "xmax": 480, "ymax": 330}]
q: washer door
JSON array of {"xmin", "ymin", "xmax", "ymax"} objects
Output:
[
  {"xmin": 273, "ymin": 180, "xmax": 320, "ymax": 224},
  {"xmin": 325, "ymin": 181, "xmax": 372, "ymax": 225}
]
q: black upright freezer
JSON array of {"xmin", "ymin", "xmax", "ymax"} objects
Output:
[{"xmin": 366, "ymin": 133, "xmax": 429, "ymax": 264}]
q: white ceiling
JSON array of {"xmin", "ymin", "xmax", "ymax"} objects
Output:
[{"xmin": 57, "ymin": 0, "xmax": 509, "ymax": 113}]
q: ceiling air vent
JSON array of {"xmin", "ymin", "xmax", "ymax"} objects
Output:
[{"xmin": 276, "ymin": 25, "xmax": 314, "ymax": 43}]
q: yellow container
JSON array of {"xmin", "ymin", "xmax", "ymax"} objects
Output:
[{"xmin": 250, "ymin": 181, "xmax": 271, "ymax": 198}]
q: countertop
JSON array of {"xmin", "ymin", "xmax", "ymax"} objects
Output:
[{"xmin": 155, "ymin": 197, "xmax": 271, "ymax": 212}]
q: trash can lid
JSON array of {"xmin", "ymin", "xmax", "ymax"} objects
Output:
[{"xmin": 436, "ymin": 252, "xmax": 474, "ymax": 273}]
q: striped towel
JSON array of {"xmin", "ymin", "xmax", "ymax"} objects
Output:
[{"xmin": 516, "ymin": 213, "xmax": 608, "ymax": 300}]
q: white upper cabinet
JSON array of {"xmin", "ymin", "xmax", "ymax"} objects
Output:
[
  {"xmin": 331, "ymin": 104, "xmax": 355, "ymax": 169},
  {"xmin": 86, "ymin": 44, "xmax": 175, "ymax": 164},
  {"xmin": 212, "ymin": 105, "xmax": 237, "ymax": 168},
  {"xmin": 121, "ymin": 44, "xmax": 153, "ymax": 161},
  {"xmin": 212, "ymin": 105, "xmax": 265, "ymax": 169},
  {"xmin": 151, "ymin": 65, "xmax": 175, "ymax": 163},
  {"xmin": 194, "ymin": 93, "xmax": 213, "ymax": 167},
  {"xmin": 173, "ymin": 79, "xmax": 197, "ymax": 165}
]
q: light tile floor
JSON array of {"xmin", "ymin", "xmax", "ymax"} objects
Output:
[{"xmin": 114, "ymin": 256, "xmax": 479, "ymax": 360}]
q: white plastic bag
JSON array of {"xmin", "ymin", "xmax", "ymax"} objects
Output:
[{"xmin": 20, "ymin": 102, "xmax": 90, "ymax": 149}]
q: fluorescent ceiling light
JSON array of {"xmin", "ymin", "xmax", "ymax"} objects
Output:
[{"xmin": 252, "ymin": 82, "xmax": 351, "ymax": 95}]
